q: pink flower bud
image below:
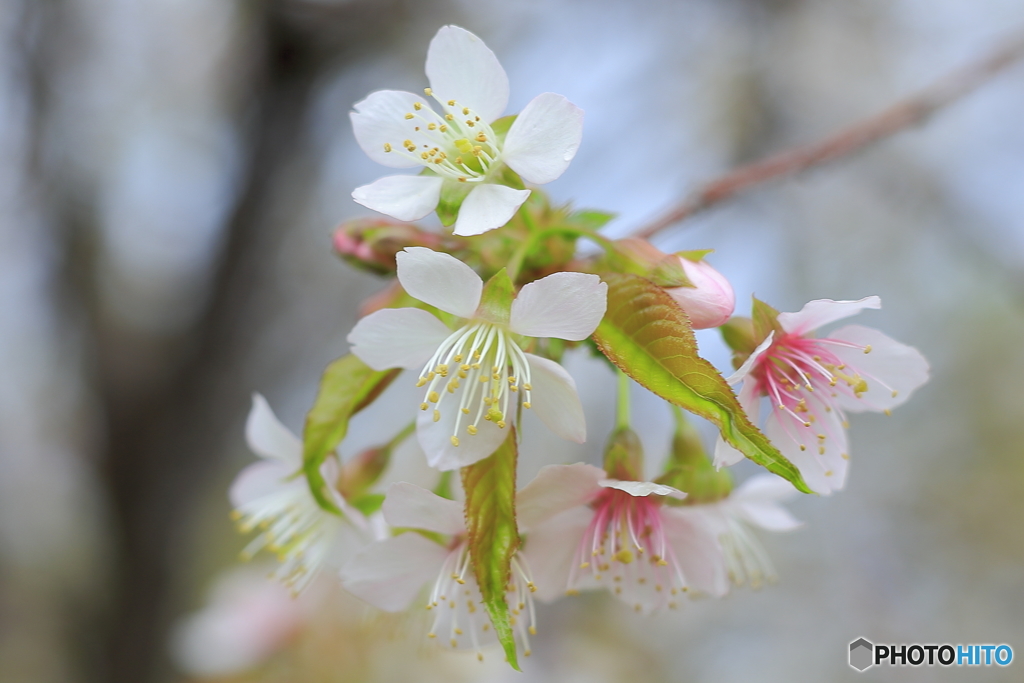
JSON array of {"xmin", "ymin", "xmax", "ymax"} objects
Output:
[{"xmin": 665, "ymin": 257, "xmax": 735, "ymax": 329}]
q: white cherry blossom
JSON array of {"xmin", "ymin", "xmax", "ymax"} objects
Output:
[
  {"xmin": 714, "ymin": 297, "xmax": 930, "ymax": 494},
  {"xmin": 350, "ymin": 25, "xmax": 584, "ymax": 236},
  {"xmin": 347, "ymin": 247, "xmax": 607, "ymax": 470},
  {"xmin": 231, "ymin": 395, "xmax": 374, "ymax": 593}
]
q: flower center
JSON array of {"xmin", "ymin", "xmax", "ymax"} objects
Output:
[
  {"xmin": 232, "ymin": 483, "xmax": 338, "ymax": 594},
  {"xmin": 382, "ymin": 88, "xmax": 501, "ymax": 183},
  {"xmin": 752, "ymin": 334, "xmax": 893, "ymax": 456},
  {"xmin": 425, "ymin": 541, "xmax": 538, "ymax": 659},
  {"xmin": 569, "ymin": 488, "xmax": 688, "ymax": 611},
  {"xmin": 416, "ymin": 322, "xmax": 532, "ymax": 448}
]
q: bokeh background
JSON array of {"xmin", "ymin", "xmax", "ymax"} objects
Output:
[{"xmin": 2, "ymin": 0, "xmax": 1023, "ymax": 681}]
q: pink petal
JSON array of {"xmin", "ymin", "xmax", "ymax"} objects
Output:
[
  {"xmin": 777, "ymin": 296, "xmax": 881, "ymax": 336},
  {"xmin": 340, "ymin": 533, "xmax": 450, "ymax": 612},
  {"xmin": 826, "ymin": 324, "xmax": 930, "ymax": 413},
  {"xmin": 524, "ymin": 353, "xmax": 586, "ymax": 444},
  {"xmin": 598, "ymin": 479, "xmax": 686, "ymax": 500}
]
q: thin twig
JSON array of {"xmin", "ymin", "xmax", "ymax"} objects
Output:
[{"xmin": 633, "ymin": 31, "xmax": 1024, "ymax": 240}]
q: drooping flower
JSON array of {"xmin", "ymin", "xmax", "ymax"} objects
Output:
[
  {"xmin": 340, "ymin": 464, "xmax": 605, "ymax": 660},
  {"xmin": 347, "ymin": 247, "xmax": 607, "ymax": 470},
  {"xmin": 231, "ymin": 394, "xmax": 373, "ymax": 593},
  {"xmin": 715, "ymin": 297, "xmax": 930, "ymax": 494},
  {"xmin": 350, "ymin": 25, "xmax": 584, "ymax": 236},
  {"xmin": 525, "ymin": 470, "xmax": 801, "ymax": 613},
  {"xmin": 664, "ymin": 256, "xmax": 735, "ymax": 329}
]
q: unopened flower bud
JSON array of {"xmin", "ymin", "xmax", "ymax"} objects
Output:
[
  {"xmin": 332, "ymin": 218, "xmax": 447, "ymax": 275},
  {"xmin": 665, "ymin": 257, "xmax": 735, "ymax": 329}
]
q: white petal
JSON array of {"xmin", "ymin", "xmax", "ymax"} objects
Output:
[
  {"xmin": 712, "ymin": 380, "xmax": 760, "ymax": 468},
  {"xmin": 245, "ymin": 394, "xmax": 301, "ymax": 464},
  {"xmin": 425, "ymin": 26, "xmax": 509, "ymax": 124},
  {"xmin": 509, "ymin": 272, "xmax": 608, "ymax": 341},
  {"xmin": 827, "ymin": 324, "xmax": 930, "ymax": 413},
  {"xmin": 416, "ymin": 399, "xmax": 507, "ymax": 471},
  {"xmin": 777, "ymin": 296, "xmax": 881, "ymax": 336},
  {"xmin": 765, "ymin": 407, "xmax": 848, "ymax": 495},
  {"xmin": 516, "ymin": 463, "xmax": 606, "ymax": 531},
  {"xmin": 452, "ymin": 184, "xmax": 530, "ymax": 237},
  {"xmin": 524, "ymin": 353, "xmax": 586, "ymax": 443},
  {"xmin": 347, "ymin": 308, "xmax": 452, "ymax": 371},
  {"xmin": 660, "ymin": 508, "xmax": 730, "ymax": 597},
  {"xmin": 728, "ymin": 475, "xmax": 803, "ymax": 531},
  {"xmin": 350, "ymin": 90, "xmax": 436, "ymax": 168},
  {"xmin": 598, "ymin": 479, "xmax": 686, "ymax": 500},
  {"xmin": 395, "ymin": 247, "xmax": 482, "ymax": 318},
  {"xmin": 724, "ymin": 332, "xmax": 774, "ymax": 385},
  {"xmin": 381, "ymin": 482, "xmax": 465, "ymax": 535},
  {"xmin": 351, "ymin": 175, "xmax": 443, "ymax": 222},
  {"xmin": 229, "ymin": 460, "xmax": 297, "ymax": 509},
  {"xmin": 520, "ymin": 506, "xmax": 593, "ymax": 602},
  {"xmin": 340, "ymin": 533, "xmax": 450, "ymax": 612},
  {"xmin": 503, "ymin": 93, "xmax": 584, "ymax": 185}
]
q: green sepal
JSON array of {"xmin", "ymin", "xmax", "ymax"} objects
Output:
[
  {"xmin": 592, "ymin": 274, "xmax": 812, "ymax": 494},
  {"xmin": 719, "ymin": 316, "xmax": 758, "ymax": 370},
  {"xmin": 656, "ymin": 409, "xmax": 733, "ymax": 505},
  {"xmin": 489, "ymin": 115, "xmax": 516, "ymax": 143},
  {"xmin": 462, "ymin": 428, "xmax": 521, "ymax": 670},
  {"xmin": 348, "ymin": 492, "xmax": 386, "ymax": 517},
  {"xmin": 477, "ymin": 268, "xmax": 514, "ymax": 325},
  {"xmin": 435, "ymin": 178, "xmax": 473, "ymax": 227},
  {"xmin": 676, "ymin": 249, "xmax": 714, "ymax": 262},
  {"xmin": 302, "ymin": 355, "xmax": 401, "ymax": 514},
  {"xmin": 594, "ymin": 238, "xmax": 694, "ymax": 288},
  {"xmin": 568, "ymin": 210, "xmax": 616, "ymax": 231},
  {"xmin": 649, "ymin": 254, "xmax": 693, "ymax": 288},
  {"xmin": 603, "ymin": 426, "xmax": 645, "ymax": 481},
  {"xmin": 752, "ymin": 296, "xmax": 784, "ymax": 345}
]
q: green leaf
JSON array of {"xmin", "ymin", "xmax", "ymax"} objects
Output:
[
  {"xmin": 462, "ymin": 428, "xmax": 521, "ymax": 670},
  {"xmin": 568, "ymin": 210, "xmax": 616, "ymax": 231},
  {"xmin": 303, "ymin": 355, "xmax": 401, "ymax": 514},
  {"xmin": 592, "ymin": 274, "xmax": 811, "ymax": 493}
]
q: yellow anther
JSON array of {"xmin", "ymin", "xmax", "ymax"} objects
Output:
[
  {"xmin": 479, "ymin": 375, "xmax": 489, "ymax": 383},
  {"xmin": 472, "ymin": 143, "xmax": 481, "ymax": 153},
  {"xmin": 447, "ymin": 100, "xmax": 456, "ymax": 106},
  {"xmin": 446, "ymin": 114, "xmax": 454, "ymax": 120},
  {"xmin": 482, "ymin": 623, "xmax": 490, "ymax": 631},
  {"xmin": 476, "ymin": 133, "xmax": 487, "ymax": 142},
  {"xmin": 433, "ymin": 409, "xmax": 441, "ymax": 422},
  {"xmin": 454, "ymin": 156, "xmax": 463, "ymax": 165},
  {"xmin": 383, "ymin": 142, "xmax": 392, "ymax": 152},
  {"xmin": 420, "ymin": 151, "xmax": 429, "ymax": 159},
  {"xmin": 474, "ymin": 116, "xmax": 480, "ymax": 121},
  {"xmin": 462, "ymin": 107, "xmax": 469, "ymax": 115},
  {"xmin": 404, "ymin": 113, "xmax": 414, "ymax": 119},
  {"xmin": 825, "ymin": 470, "xmax": 834, "ymax": 476},
  {"xmin": 799, "ymin": 444, "xmax": 806, "ymax": 451},
  {"xmin": 842, "ymin": 453, "xmax": 850, "ymax": 460},
  {"xmin": 428, "ymin": 391, "xmax": 440, "ymax": 403},
  {"xmin": 450, "ymin": 639, "xmax": 458, "ymax": 648},
  {"xmin": 522, "ymin": 383, "xmax": 532, "ymax": 391},
  {"xmin": 864, "ymin": 345, "xmax": 872, "ymax": 354},
  {"xmin": 509, "ymin": 385, "xmax": 518, "ymax": 392},
  {"xmin": 884, "ymin": 409, "xmax": 892, "ymax": 416},
  {"xmin": 439, "ymin": 124, "xmax": 448, "ymax": 132},
  {"xmin": 461, "ymin": 408, "xmax": 469, "ymax": 414},
  {"xmin": 579, "ymin": 561, "xmax": 590, "ymax": 569},
  {"xmin": 415, "ymin": 377, "xmax": 428, "ymax": 387},
  {"xmin": 420, "ymin": 402, "xmax": 429, "ymax": 411},
  {"xmin": 524, "ymin": 650, "xmax": 532, "ymax": 657},
  {"xmin": 458, "ymin": 177, "xmax": 466, "ymax": 182},
  {"xmin": 447, "ymin": 381, "xmax": 458, "ymax": 393},
  {"xmin": 614, "ymin": 549, "xmax": 634, "ymax": 564},
  {"xmin": 497, "ymin": 420, "xmax": 506, "ymax": 429},
  {"xmin": 467, "ymin": 120, "xmax": 475, "ymax": 127},
  {"xmin": 433, "ymin": 158, "xmax": 443, "ymax": 164},
  {"xmin": 477, "ymin": 653, "xmax": 484, "ymax": 662},
  {"xmin": 413, "ymin": 102, "xmax": 423, "ymax": 110},
  {"xmin": 523, "ymin": 402, "xmax": 531, "ymax": 409},
  {"xmin": 467, "ymin": 425, "xmax": 478, "ymax": 435},
  {"xmin": 818, "ymin": 446, "xmax": 826, "ymax": 455},
  {"xmin": 423, "ymin": 87, "xmax": 433, "ymax": 96},
  {"xmin": 892, "ymin": 390, "xmax": 899, "ymax": 398}
]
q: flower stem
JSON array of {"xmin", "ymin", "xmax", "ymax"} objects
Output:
[{"xmin": 616, "ymin": 370, "xmax": 631, "ymax": 430}]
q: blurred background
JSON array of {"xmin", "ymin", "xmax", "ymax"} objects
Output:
[{"xmin": 2, "ymin": 0, "xmax": 1023, "ymax": 681}]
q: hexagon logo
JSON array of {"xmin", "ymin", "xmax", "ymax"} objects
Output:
[{"xmin": 849, "ymin": 637, "xmax": 874, "ymax": 671}]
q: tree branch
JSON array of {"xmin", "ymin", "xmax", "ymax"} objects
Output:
[{"xmin": 633, "ymin": 31, "xmax": 1024, "ymax": 240}]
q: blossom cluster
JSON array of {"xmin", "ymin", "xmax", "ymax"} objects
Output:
[{"xmin": 197, "ymin": 25, "xmax": 930, "ymax": 674}]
